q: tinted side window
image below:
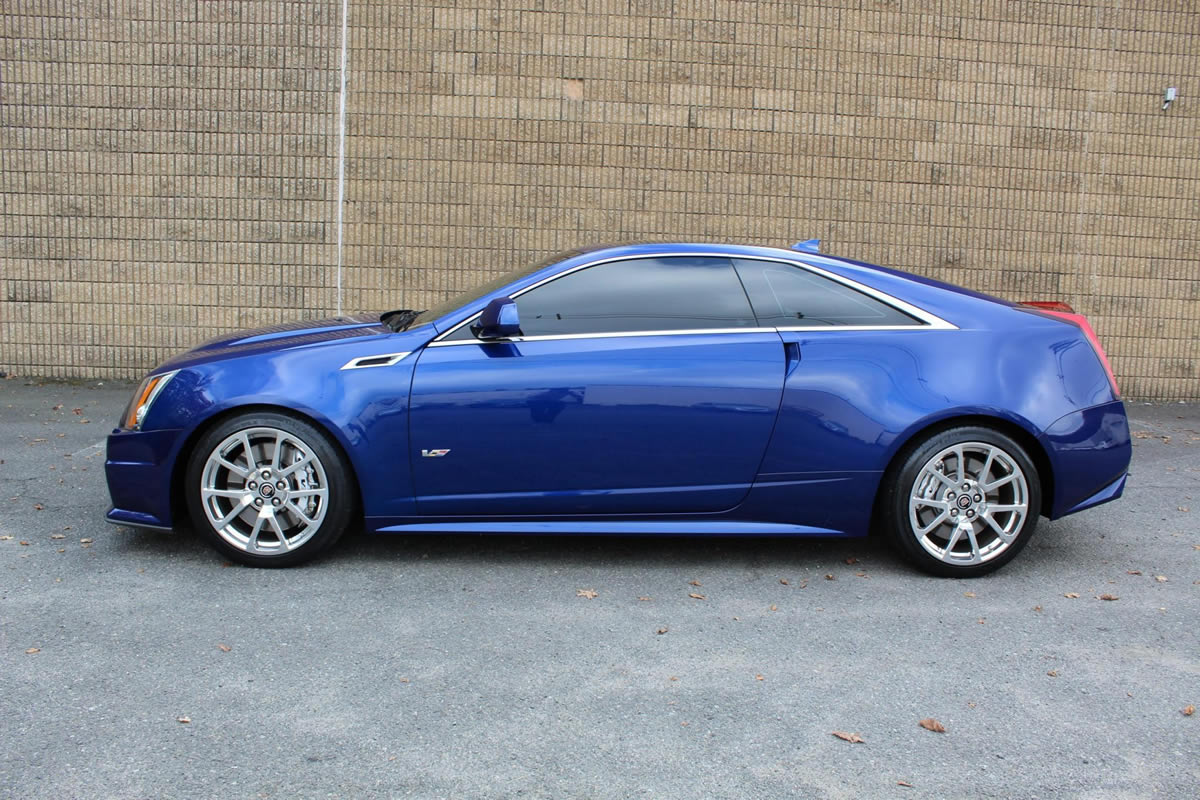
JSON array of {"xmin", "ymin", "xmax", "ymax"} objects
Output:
[
  {"xmin": 733, "ymin": 258, "xmax": 921, "ymax": 328},
  {"xmin": 447, "ymin": 256, "xmax": 757, "ymax": 339}
]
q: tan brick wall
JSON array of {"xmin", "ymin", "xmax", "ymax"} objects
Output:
[{"xmin": 2, "ymin": 1, "xmax": 1197, "ymax": 399}]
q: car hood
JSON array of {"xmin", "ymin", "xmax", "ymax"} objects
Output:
[{"xmin": 157, "ymin": 313, "xmax": 394, "ymax": 371}]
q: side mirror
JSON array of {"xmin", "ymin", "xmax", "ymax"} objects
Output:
[{"xmin": 471, "ymin": 297, "xmax": 522, "ymax": 340}]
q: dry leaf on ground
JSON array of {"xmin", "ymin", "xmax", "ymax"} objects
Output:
[
  {"xmin": 769, "ymin": 604, "xmax": 778, "ymax": 611},
  {"xmin": 80, "ymin": 538, "xmax": 93, "ymax": 544},
  {"xmin": 217, "ymin": 643, "xmax": 232, "ymax": 652},
  {"xmin": 897, "ymin": 780, "xmax": 914, "ymax": 788},
  {"xmin": 1047, "ymin": 670, "xmax": 1059, "ymax": 677},
  {"xmin": 1182, "ymin": 705, "xmax": 1195, "ymax": 716},
  {"xmin": 656, "ymin": 627, "xmax": 668, "ymax": 635},
  {"xmin": 779, "ymin": 578, "xmax": 789, "ymax": 585},
  {"xmin": 176, "ymin": 716, "xmax": 191, "ymax": 724},
  {"xmin": 831, "ymin": 731, "xmax": 864, "ymax": 743},
  {"xmin": 755, "ymin": 674, "xmax": 764, "ymax": 681},
  {"xmin": 1099, "ymin": 594, "xmax": 1119, "ymax": 601},
  {"xmin": 963, "ymin": 592, "xmax": 976, "ymax": 598},
  {"xmin": 33, "ymin": 504, "xmax": 43, "ymax": 511},
  {"xmin": 1154, "ymin": 575, "xmax": 1168, "ymax": 582},
  {"xmin": 25, "ymin": 647, "xmax": 40, "ymax": 654},
  {"xmin": 576, "ymin": 588, "xmax": 598, "ymax": 599},
  {"xmin": 919, "ymin": 718, "xmax": 946, "ymax": 733},
  {"xmin": 688, "ymin": 579, "xmax": 702, "ymax": 586},
  {"xmin": 688, "ymin": 592, "xmax": 705, "ymax": 600},
  {"xmin": 637, "ymin": 596, "xmax": 651, "ymax": 601},
  {"xmin": 1127, "ymin": 570, "xmax": 1142, "ymax": 575},
  {"xmin": 844, "ymin": 557, "xmax": 858, "ymax": 565},
  {"xmin": 1064, "ymin": 592, "xmax": 1080, "ymax": 598},
  {"xmin": 824, "ymin": 573, "xmax": 835, "ymax": 580}
]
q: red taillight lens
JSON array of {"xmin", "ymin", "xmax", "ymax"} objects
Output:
[{"xmin": 1021, "ymin": 301, "xmax": 1119, "ymax": 398}]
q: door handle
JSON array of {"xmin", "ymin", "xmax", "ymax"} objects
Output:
[{"xmin": 783, "ymin": 340, "xmax": 801, "ymax": 377}]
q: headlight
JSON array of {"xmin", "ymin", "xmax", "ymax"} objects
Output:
[{"xmin": 124, "ymin": 370, "xmax": 179, "ymax": 430}]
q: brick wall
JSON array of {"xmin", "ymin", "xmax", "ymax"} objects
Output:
[{"xmin": 2, "ymin": 1, "xmax": 1197, "ymax": 399}]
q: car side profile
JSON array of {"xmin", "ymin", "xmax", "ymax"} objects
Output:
[{"xmin": 105, "ymin": 241, "xmax": 1131, "ymax": 576}]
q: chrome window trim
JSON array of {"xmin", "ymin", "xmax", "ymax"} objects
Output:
[
  {"xmin": 339, "ymin": 351, "xmax": 412, "ymax": 370},
  {"xmin": 429, "ymin": 251, "xmax": 958, "ymax": 345}
]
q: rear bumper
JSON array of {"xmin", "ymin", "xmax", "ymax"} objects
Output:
[
  {"xmin": 1038, "ymin": 400, "xmax": 1131, "ymax": 519},
  {"xmin": 104, "ymin": 427, "xmax": 182, "ymax": 529}
]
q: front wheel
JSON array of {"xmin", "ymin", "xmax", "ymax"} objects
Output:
[
  {"xmin": 184, "ymin": 411, "xmax": 356, "ymax": 567},
  {"xmin": 882, "ymin": 426, "xmax": 1042, "ymax": 577}
]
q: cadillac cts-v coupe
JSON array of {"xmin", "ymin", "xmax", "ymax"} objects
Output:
[{"xmin": 105, "ymin": 241, "xmax": 1131, "ymax": 575}]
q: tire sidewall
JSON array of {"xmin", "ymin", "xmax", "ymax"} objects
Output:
[
  {"xmin": 184, "ymin": 411, "xmax": 355, "ymax": 567},
  {"xmin": 885, "ymin": 426, "xmax": 1042, "ymax": 578}
]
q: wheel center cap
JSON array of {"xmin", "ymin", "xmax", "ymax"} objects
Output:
[
  {"xmin": 259, "ymin": 484, "xmax": 275, "ymax": 498},
  {"xmin": 957, "ymin": 495, "xmax": 972, "ymax": 509}
]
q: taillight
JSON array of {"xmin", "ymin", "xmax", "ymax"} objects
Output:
[{"xmin": 1021, "ymin": 301, "xmax": 1119, "ymax": 398}]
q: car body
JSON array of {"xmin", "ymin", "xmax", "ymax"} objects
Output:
[{"xmin": 105, "ymin": 241, "xmax": 1131, "ymax": 574}]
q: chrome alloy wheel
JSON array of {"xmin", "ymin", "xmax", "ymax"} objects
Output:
[
  {"xmin": 908, "ymin": 441, "xmax": 1030, "ymax": 566},
  {"xmin": 199, "ymin": 426, "xmax": 330, "ymax": 555}
]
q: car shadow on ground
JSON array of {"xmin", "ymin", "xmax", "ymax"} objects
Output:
[{"xmin": 111, "ymin": 522, "xmax": 908, "ymax": 574}]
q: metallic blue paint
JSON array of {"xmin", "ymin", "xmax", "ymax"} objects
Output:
[{"xmin": 105, "ymin": 242, "xmax": 1131, "ymax": 546}]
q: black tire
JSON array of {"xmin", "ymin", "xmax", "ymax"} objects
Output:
[
  {"xmin": 184, "ymin": 410, "xmax": 356, "ymax": 567},
  {"xmin": 881, "ymin": 426, "xmax": 1042, "ymax": 577}
]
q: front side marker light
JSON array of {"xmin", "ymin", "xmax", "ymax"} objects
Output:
[{"xmin": 125, "ymin": 370, "xmax": 179, "ymax": 429}]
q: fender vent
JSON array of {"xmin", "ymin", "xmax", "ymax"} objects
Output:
[{"xmin": 340, "ymin": 351, "xmax": 411, "ymax": 370}]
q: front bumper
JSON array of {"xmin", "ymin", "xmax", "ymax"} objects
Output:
[{"xmin": 104, "ymin": 427, "xmax": 184, "ymax": 529}]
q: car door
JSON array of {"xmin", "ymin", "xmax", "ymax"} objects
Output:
[{"xmin": 407, "ymin": 255, "xmax": 785, "ymax": 516}]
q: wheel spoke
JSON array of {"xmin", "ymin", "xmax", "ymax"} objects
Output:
[
  {"xmin": 965, "ymin": 527, "xmax": 982, "ymax": 564},
  {"xmin": 239, "ymin": 432, "xmax": 259, "ymax": 472},
  {"xmin": 213, "ymin": 497, "xmax": 250, "ymax": 528},
  {"xmin": 202, "ymin": 487, "xmax": 246, "ymax": 499},
  {"xmin": 954, "ymin": 446, "xmax": 965, "ymax": 483},
  {"xmin": 942, "ymin": 525, "xmax": 964, "ymax": 558},
  {"xmin": 916, "ymin": 510, "xmax": 949, "ymax": 536},
  {"xmin": 215, "ymin": 455, "xmax": 250, "ymax": 479},
  {"xmin": 983, "ymin": 473, "xmax": 1016, "ymax": 492},
  {"xmin": 270, "ymin": 430, "xmax": 284, "ymax": 470},
  {"xmin": 278, "ymin": 455, "xmax": 313, "ymax": 477},
  {"xmin": 986, "ymin": 503, "xmax": 1024, "ymax": 513},
  {"xmin": 979, "ymin": 449, "xmax": 996, "ymax": 483},
  {"xmin": 265, "ymin": 509, "xmax": 290, "ymax": 550},
  {"xmin": 925, "ymin": 469, "xmax": 959, "ymax": 492},
  {"xmin": 287, "ymin": 500, "xmax": 316, "ymax": 525},
  {"xmin": 245, "ymin": 513, "xmax": 267, "ymax": 553},
  {"xmin": 982, "ymin": 512, "xmax": 1014, "ymax": 543},
  {"xmin": 288, "ymin": 488, "xmax": 327, "ymax": 498}
]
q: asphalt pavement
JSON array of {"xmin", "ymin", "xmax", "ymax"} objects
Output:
[{"xmin": 1, "ymin": 377, "xmax": 1196, "ymax": 799}]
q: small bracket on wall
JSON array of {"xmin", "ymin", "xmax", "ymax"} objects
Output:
[{"xmin": 1162, "ymin": 87, "xmax": 1177, "ymax": 111}]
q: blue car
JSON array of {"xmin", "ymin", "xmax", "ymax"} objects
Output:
[{"xmin": 105, "ymin": 242, "xmax": 1131, "ymax": 575}]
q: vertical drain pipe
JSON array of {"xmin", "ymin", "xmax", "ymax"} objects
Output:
[{"xmin": 334, "ymin": 0, "xmax": 349, "ymax": 317}]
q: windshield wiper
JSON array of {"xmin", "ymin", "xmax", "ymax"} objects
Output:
[{"xmin": 380, "ymin": 309, "xmax": 422, "ymax": 332}]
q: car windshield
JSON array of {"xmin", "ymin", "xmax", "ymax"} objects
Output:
[{"xmin": 405, "ymin": 246, "xmax": 601, "ymax": 328}]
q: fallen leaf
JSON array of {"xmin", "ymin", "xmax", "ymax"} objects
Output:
[
  {"xmin": 637, "ymin": 596, "xmax": 651, "ymax": 601},
  {"xmin": 398, "ymin": 677, "xmax": 410, "ymax": 683},
  {"xmin": 898, "ymin": 780, "xmax": 914, "ymax": 788},
  {"xmin": 977, "ymin": 618, "xmax": 986, "ymax": 624},
  {"xmin": 688, "ymin": 592, "xmax": 705, "ymax": 600},
  {"xmin": 50, "ymin": 534, "xmax": 64, "ymax": 540},
  {"xmin": 856, "ymin": 571, "xmax": 869, "ymax": 578},
  {"xmin": 72, "ymin": 407, "xmax": 83, "ymax": 415},
  {"xmin": 1064, "ymin": 592, "xmax": 1080, "ymax": 599},
  {"xmin": 176, "ymin": 716, "xmax": 191, "ymax": 724},
  {"xmin": 779, "ymin": 578, "xmax": 789, "ymax": 585},
  {"xmin": 217, "ymin": 643, "xmax": 232, "ymax": 652},
  {"xmin": 963, "ymin": 592, "xmax": 976, "ymax": 598},
  {"xmin": 656, "ymin": 627, "xmax": 668, "ymax": 635},
  {"xmin": 680, "ymin": 721, "xmax": 688, "ymax": 727},
  {"xmin": 80, "ymin": 538, "xmax": 93, "ymax": 544},
  {"xmin": 1033, "ymin": 605, "xmax": 1043, "ymax": 612},
  {"xmin": 52, "ymin": 404, "xmax": 63, "ymax": 410},
  {"xmin": 844, "ymin": 557, "xmax": 858, "ymax": 565},
  {"xmin": 1127, "ymin": 570, "xmax": 1142, "ymax": 575},
  {"xmin": 1183, "ymin": 705, "xmax": 1195, "ymax": 716},
  {"xmin": 831, "ymin": 731, "xmax": 864, "ymax": 743},
  {"xmin": 919, "ymin": 718, "xmax": 946, "ymax": 733},
  {"xmin": 1179, "ymin": 506, "xmax": 1190, "ymax": 512},
  {"xmin": 25, "ymin": 647, "xmax": 40, "ymax": 654},
  {"xmin": 33, "ymin": 503, "xmax": 43, "ymax": 511},
  {"xmin": 0, "ymin": 535, "xmax": 11, "ymax": 541},
  {"xmin": 824, "ymin": 573, "xmax": 835, "ymax": 581},
  {"xmin": 576, "ymin": 588, "xmax": 598, "ymax": 599},
  {"xmin": 798, "ymin": 580, "xmax": 808, "ymax": 588},
  {"xmin": 1047, "ymin": 670, "xmax": 1059, "ymax": 677},
  {"xmin": 669, "ymin": 676, "xmax": 678, "ymax": 681},
  {"xmin": 19, "ymin": 540, "xmax": 29, "ymax": 546},
  {"xmin": 56, "ymin": 548, "xmax": 65, "ymax": 553},
  {"xmin": 1154, "ymin": 575, "xmax": 1168, "ymax": 583},
  {"xmin": 688, "ymin": 579, "xmax": 702, "ymax": 587},
  {"xmin": 1099, "ymin": 594, "xmax": 1119, "ymax": 601},
  {"xmin": 769, "ymin": 604, "xmax": 778, "ymax": 611},
  {"xmin": 755, "ymin": 674, "xmax": 764, "ymax": 681}
]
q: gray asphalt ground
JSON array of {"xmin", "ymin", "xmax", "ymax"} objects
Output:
[{"xmin": 1, "ymin": 377, "xmax": 1196, "ymax": 800}]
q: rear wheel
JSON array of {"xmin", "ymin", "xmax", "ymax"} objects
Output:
[
  {"xmin": 185, "ymin": 411, "xmax": 355, "ymax": 567},
  {"xmin": 883, "ymin": 426, "xmax": 1041, "ymax": 577}
]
